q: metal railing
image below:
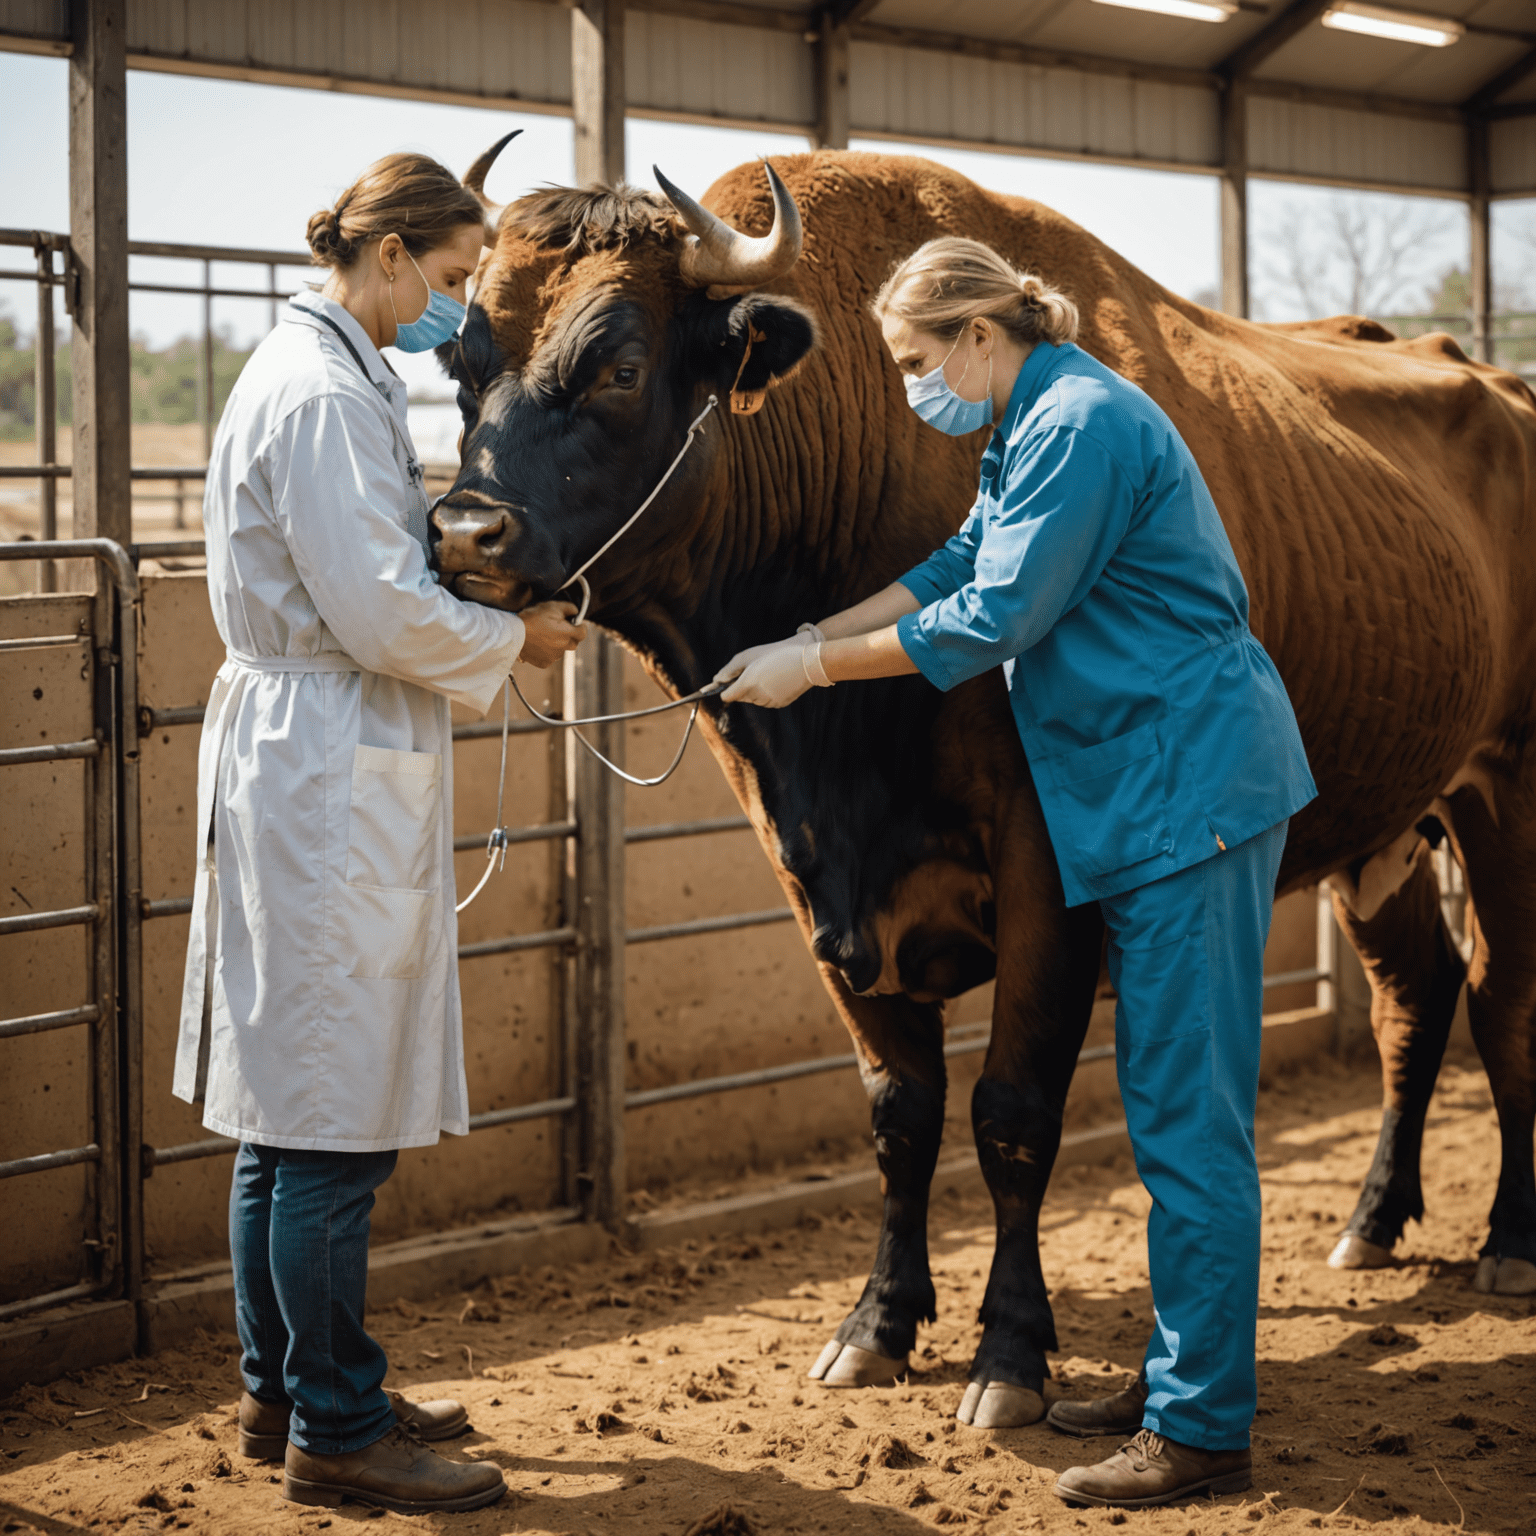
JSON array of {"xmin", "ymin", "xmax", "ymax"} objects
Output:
[
  {"xmin": 0, "ymin": 539, "xmax": 140, "ymax": 1323},
  {"xmin": 0, "ymin": 228, "xmax": 310, "ymax": 584}
]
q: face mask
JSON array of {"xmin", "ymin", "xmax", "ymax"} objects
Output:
[
  {"xmin": 904, "ymin": 332, "xmax": 994, "ymax": 436},
  {"xmin": 389, "ymin": 249, "xmax": 466, "ymax": 353}
]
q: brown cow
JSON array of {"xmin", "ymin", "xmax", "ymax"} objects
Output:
[{"xmin": 430, "ymin": 146, "xmax": 1536, "ymax": 1427}]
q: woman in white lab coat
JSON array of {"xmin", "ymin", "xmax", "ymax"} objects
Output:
[{"xmin": 173, "ymin": 150, "xmax": 582, "ymax": 1515}]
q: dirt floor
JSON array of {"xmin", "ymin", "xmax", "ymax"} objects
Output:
[{"xmin": 2, "ymin": 1057, "xmax": 1532, "ymax": 1536}]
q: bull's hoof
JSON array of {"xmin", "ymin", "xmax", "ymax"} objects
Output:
[
  {"xmin": 956, "ymin": 1379, "xmax": 1054, "ymax": 1428},
  {"xmin": 807, "ymin": 1339, "xmax": 907, "ymax": 1387},
  {"xmin": 1473, "ymin": 1256, "xmax": 1536, "ymax": 1295},
  {"xmin": 1328, "ymin": 1233, "xmax": 1394, "ymax": 1270}
]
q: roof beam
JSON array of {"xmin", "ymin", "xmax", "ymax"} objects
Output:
[
  {"xmin": 824, "ymin": 0, "xmax": 882, "ymax": 24},
  {"xmin": 1218, "ymin": 0, "xmax": 1333, "ymax": 80},
  {"xmin": 1462, "ymin": 42, "xmax": 1536, "ymax": 114}
]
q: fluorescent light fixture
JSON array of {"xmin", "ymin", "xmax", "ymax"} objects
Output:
[
  {"xmin": 1089, "ymin": 0, "xmax": 1236, "ymax": 22},
  {"xmin": 1322, "ymin": 3, "xmax": 1464, "ymax": 47}
]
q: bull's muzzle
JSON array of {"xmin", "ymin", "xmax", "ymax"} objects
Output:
[{"xmin": 430, "ymin": 498, "xmax": 539, "ymax": 611}]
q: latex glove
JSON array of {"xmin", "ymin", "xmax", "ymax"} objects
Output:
[
  {"xmin": 721, "ymin": 642, "xmax": 815, "ymax": 707},
  {"xmin": 713, "ymin": 633, "xmax": 806, "ymax": 687}
]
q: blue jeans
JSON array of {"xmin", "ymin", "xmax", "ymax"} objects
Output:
[
  {"xmin": 230, "ymin": 1143, "xmax": 399, "ymax": 1455},
  {"xmin": 1099, "ymin": 819, "xmax": 1288, "ymax": 1452}
]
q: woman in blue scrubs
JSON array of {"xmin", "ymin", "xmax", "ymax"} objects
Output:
[{"xmin": 717, "ymin": 237, "xmax": 1316, "ymax": 1509}]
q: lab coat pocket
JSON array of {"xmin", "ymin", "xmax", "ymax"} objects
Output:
[
  {"xmin": 1049, "ymin": 721, "xmax": 1171, "ymax": 877},
  {"xmin": 346, "ymin": 744, "xmax": 442, "ymax": 890},
  {"xmin": 342, "ymin": 745, "xmax": 442, "ymax": 980}
]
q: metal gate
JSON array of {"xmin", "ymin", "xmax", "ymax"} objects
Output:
[{"xmin": 0, "ymin": 539, "xmax": 140, "ymax": 1322}]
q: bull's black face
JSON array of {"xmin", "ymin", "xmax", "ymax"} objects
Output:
[{"xmin": 429, "ymin": 284, "xmax": 816, "ymax": 617}]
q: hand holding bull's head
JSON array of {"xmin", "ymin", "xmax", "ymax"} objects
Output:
[{"xmin": 429, "ymin": 136, "xmax": 819, "ymax": 622}]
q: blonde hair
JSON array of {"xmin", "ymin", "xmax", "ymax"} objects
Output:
[
  {"xmin": 305, "ymin": 152, "xmax": 484, "ymax": 269},
  {"xmin": 872, "ymin": 237, "xmax": 1078, "ymax": 349}
]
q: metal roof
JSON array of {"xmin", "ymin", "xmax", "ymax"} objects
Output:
[{"xmin": 2, "ymin": 0, "xmax": 1533, "ymax": 195}]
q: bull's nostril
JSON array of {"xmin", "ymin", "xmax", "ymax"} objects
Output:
[{"xmin": 476, "ymin": 511, "xmax": 510, "ymax": 552}]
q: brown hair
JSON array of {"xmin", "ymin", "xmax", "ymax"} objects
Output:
[
  {"xmin": 873, "ymin": 236, "xmax": 1078, "ymax": 349},
  {"xmin": 306, "ymin": 152, "xmax": 484, "ymax": 269}
]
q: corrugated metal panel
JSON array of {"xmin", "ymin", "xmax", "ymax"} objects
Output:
[
  {"xmin": 120, "ymin": 0, "xmax": 570, "ymax": 108},
  {"xmin": 627, "ymin": 10, "xmax": 813, "ymax": 128},
  {"xmin": 849, "ymin": 39, "xmax": 1219, "ymax": 170},
  {"xmin": 1491, "ymin": 117, "xmax": 1536, "ymax": 198},
  {"xmin": 1248, "ymin": 96, "xmax": 1465, "ymax": 193},
  {"xmin": 0, "ymin": 0, "xmax": 65, "ymax": 44}
]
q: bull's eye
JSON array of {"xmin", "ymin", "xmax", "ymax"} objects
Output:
[{"xmin": 612, "ymin": 365, "xmax": 640, "ymax": 390}]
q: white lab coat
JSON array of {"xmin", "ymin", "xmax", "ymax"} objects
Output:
[{"xmin": 172, "ymin": 290, "xmax": 524, "ymax": 1151}]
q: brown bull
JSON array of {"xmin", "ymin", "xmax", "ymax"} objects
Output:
[{"xmin": 430, "ymin": 146, "xmax": 1536, "ymax": 1427}]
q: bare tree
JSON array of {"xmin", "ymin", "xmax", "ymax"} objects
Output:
[{"xmin": 1254, "ymin": 193, "xmax": 1461, "ymax": 322}]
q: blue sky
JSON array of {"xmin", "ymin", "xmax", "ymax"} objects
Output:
[{"xmin": 2, "ymin": 48, "xmax": 1520, "ymax": 399}]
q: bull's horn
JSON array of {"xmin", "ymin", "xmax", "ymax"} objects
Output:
[
  {"xmin": 654, "ymin": 159, "xmax": 803, "ymax": 297},
  {"xmin": 464, "ymin": 129, "xmax": 523, "ymax": 246}
]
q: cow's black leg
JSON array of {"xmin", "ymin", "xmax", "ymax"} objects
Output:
[
  {"xmin": 1327, "ymin": 844, "xmax": 1465, "ymax": 1269},
  {"xmin": 1446, "ymin": 783, "xmax": 1536, "ymax": 1294},
  {"xmin": 809, "ymin": 987, "xmax": 947, "ymax": 1387},
  {"xmin": 960, "ymin": 838, "xmax": 1103, "ymax": 1427}
]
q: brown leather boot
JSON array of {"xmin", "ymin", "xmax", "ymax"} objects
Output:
[
  {"xmin": 1054, "ymin": 1427, "xmax": 1252, "ymax": 1508},
  {"xmin": 239, "ymin": 1390, "xmax": 470, "ymax": 1460},
  {"xmin": 283, "ymin": 1424, "xmax": 505, "ymax": 1513},
  {"xmin": 1045, "ymin": 1375, "xmax": 1149, "ymax": 1438}
]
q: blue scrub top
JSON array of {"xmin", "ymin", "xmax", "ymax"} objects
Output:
[{"xmin": 896, "ymin": 341, "xmax": 1316, "ymax": 908}]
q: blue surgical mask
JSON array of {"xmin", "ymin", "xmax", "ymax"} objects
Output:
[
  {"xmin": 390, "ymin": 250, "xmax": 466, "ymax": 353},
  {"xmin": 904, "ymin": 333, "xmax": 993, "ymax": 436}
]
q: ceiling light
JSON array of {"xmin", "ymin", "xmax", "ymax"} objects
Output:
[
  {"xmin": 1322, "ymin": 3, "xmax": 1463, "ymax": 47},
  {"xmin": 1089, "ymin": 0, "xmax": 1237, "ymax": 22}
]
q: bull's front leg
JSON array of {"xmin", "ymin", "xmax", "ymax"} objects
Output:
[
  {"xmin": 809, "ymin": 984, "xmax": 947, "ymax": 1388},
  {"xmin": 960, "ymin": 817, "xmax": 1104, "ymax": 1428}
]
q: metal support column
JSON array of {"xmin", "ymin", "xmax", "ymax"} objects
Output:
[
  {"xmin": 570, "ymin": 0, "xmax": 629, "ymax": 1230},
  {"xmin": 1468, "ymin": 117, "xmax": 1493, "ymax": 365},
  {"xmin": 814, "ymin": 10, "xmax": 851, "ymax": 151},
  {"xmin": 33, "ymin": 239, "xmax": 59, "ymax": 592},
  {"xmin": 68, "ymin": 0, "xmax": 132, "ymax": 551},
  {"xmin": 572, "ymin": 641, "xmax": 628, "ymax": 1232},
  {"xmin": 572, "ymin": 0, "xmax": 626, "ymax": 187},
  {"xmin": 1219, "ymin": 81, "xmax": 1250, "ymax": 320}
]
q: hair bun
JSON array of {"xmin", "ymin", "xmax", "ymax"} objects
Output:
[{"xmin": 305, "ymin": 207, "xmax": 355, "ymax": 267}]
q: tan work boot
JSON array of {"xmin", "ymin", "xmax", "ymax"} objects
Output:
[
  {"xmin": 1045, "ymin": 1375, "xmax": 1149, "ymax": 1438},
  {"xmin": 283, "ymin": 1424, "xmax": 505, "ymax": 1513},
  {"xmin": 239, "ymin": 1389, "xmax": 470, "ymax": 1461},
  {"xmin": 1054, "ymin": 1427, "xmax": 1252, "ymax": 1508}
]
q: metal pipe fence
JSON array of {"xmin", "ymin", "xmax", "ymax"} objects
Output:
[
  {"xmin": 0, "ymin": 540, "xmax": 140, "ymax": 1329},
  {"xmin": 0, "ymin": 228, "xmax": 308, "ymax": 569}
]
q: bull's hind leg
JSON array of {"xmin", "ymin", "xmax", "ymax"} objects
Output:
[
  {"xmin": 1327, "ymin": 839, "xmax": 1466, "ymax": 1270},
  {"xmin": 959, "ymin": 860, "xmax": 1103, "ymax": 1429},
  {"xmin": 1446, "ymin": 781, "xmax": 1536, "ymax": 1295},
  {"xmin": 809, "ymin": 987, "xmax": 947, "ymax": 1388}
]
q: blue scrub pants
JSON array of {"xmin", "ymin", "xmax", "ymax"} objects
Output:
[
  {"xmin": 230, "ymin": 1143, "xmax": 399, "ymax": 1455},
  {"xmin": 1099, "ymin": 819, "xmax": 1287, "ymax": 1451}
]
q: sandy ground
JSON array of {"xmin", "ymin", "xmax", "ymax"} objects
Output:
[{"xmin": 2, "ymin": 1057, "xmax": 1532, "ymax": 1536}]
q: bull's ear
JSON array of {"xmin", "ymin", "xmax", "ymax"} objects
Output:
[{"xmin": 692, "ymin": 292, "xmax": 818, "ymax": 399}]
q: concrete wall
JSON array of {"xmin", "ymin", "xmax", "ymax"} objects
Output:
[{"xmin": 2, "ymin": 571, "xmax": 1328, "ymax": 1296}]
